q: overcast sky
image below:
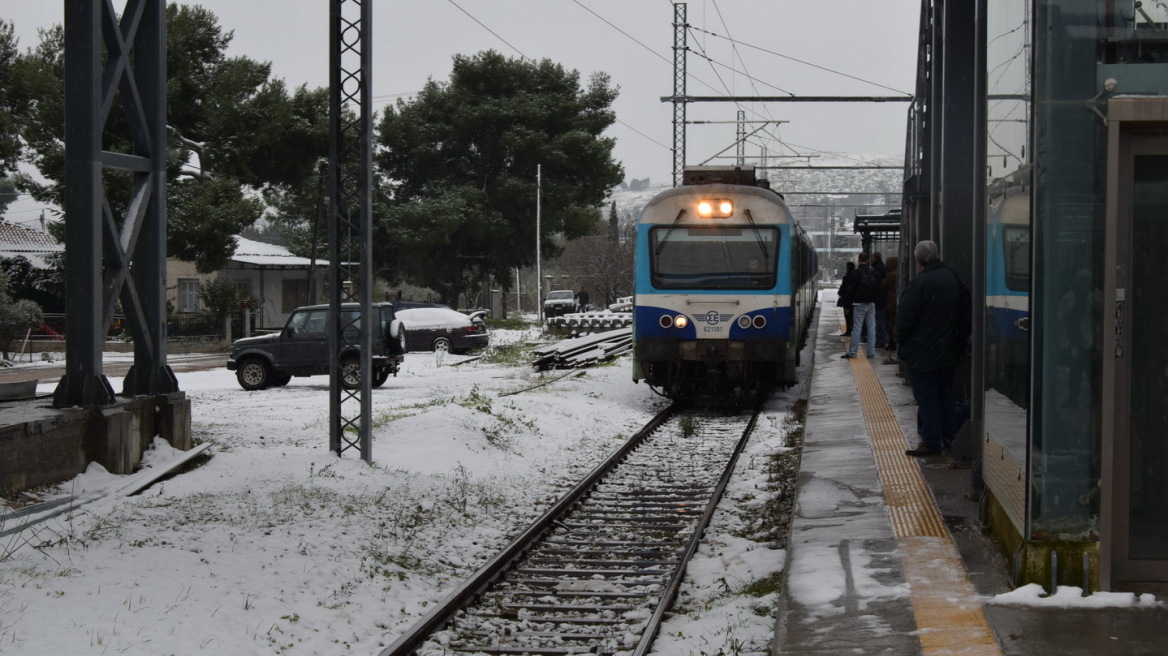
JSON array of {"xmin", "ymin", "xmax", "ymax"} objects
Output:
[{"xmin": 5, "ymin": 1, "xmax": 918, "ymax": 188}]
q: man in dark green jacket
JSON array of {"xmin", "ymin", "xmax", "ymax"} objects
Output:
[{"xmin": 897, "ymin": 240, "xmax": 961, "ymax": 456}]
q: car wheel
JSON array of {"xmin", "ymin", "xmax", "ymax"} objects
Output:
[
  {"xmin": 270, "ymin": 372, "xmax": 292, "ymax": 387},
  {"xmin": 237, "ymin": 359, "xmax": 271, "ymax": 390},
  {"xmin": 341, "ymin": 359, "xmax": 361, "ymax": 389},
  {"xmin": 432, "ymin": 336, "xmax": 452, "ymax": 353},
  {"xmin": 373, "ymin": 367, "xmax": 390, "ymax": 388}
]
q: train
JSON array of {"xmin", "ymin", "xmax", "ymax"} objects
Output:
[
  {"xmin": 985, "ymin": 175, "xmax": 1030, "ymax": 410},
  {"xmin": 631, "ymin": 166, "xmax": 818, "ymax": 400}
]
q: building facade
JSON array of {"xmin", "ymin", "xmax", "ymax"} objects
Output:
[{"xmin": 905, "ymin": 0, "xmax": 1168, "ymax": 592}]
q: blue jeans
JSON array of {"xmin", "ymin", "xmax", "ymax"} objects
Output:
[
  {"xmin": 910, "ymin": 368, "xmax": 957, "ymax": 450},
  {"xmin": 847, "ymin": 303, "xmax": 877, "ymax": 358}
]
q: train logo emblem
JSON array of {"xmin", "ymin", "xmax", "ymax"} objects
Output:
[{"xmin": 704, "ymin": 311, "xmax": 730, "ymax": 325}]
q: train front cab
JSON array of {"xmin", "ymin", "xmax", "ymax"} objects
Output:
[{"xmin": 632, "ymin": 185, "xmax": 803, "ymax": 399}]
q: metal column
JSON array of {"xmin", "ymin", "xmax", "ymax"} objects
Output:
[
  {"xmin": 328, "ymin": 0, "xmax": 374, "ymax": 461},
  {"xmin": 736, "ymin": 110, "xmax": 746, "ymax": 166},
  {"xmin": 56, "ymin": 0, "xmax": 175, "ymax": 408},
  {"xmin": 671, "ymin": 3, "xmax": 687, "ymax": 187}
]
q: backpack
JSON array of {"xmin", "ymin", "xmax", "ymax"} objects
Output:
[{"xmin": 855, "ymin": 265, "xmax": 879, "ymax": 303}]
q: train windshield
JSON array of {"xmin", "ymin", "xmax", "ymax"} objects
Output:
[{"xmin": 650, "ymin": 226, "xmax": 779, "ymax": 290}]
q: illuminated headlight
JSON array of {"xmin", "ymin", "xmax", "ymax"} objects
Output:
[
  {"xmin": 737, "ymin": 316, "xmax": 751, "ymax": 329},
  {"xmin": 674, "ymin": 315, "xmax": 689, "ymax": 329},
  {"xmin": 696, "ymin": 198, "xmax": 733, "ymax": 218},
  {"xmin": 659, "ymin": 315, "xmax": 673, "ymax": 328}
]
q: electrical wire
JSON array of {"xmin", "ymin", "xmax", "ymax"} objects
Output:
[
  {"xmin": 688, "ymin": 24, "xmax": 912, "ymax": 97},
  {"xmin": 447, "ymin": 0, "xmax": 671, "ymax": 151}
]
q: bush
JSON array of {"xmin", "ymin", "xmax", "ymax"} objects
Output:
[{"xmin": 0, "ymin": 298, "xmax": 44, "ymax": 359}]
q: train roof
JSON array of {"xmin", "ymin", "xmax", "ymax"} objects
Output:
[{"xmin": 640, "ymin": 182, "xmax": 793, "ymax": 224}]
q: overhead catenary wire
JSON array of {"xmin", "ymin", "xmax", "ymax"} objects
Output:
[
  {"xmin": 688, "ymin": 24, "xmax": 912, "ymax": 97},
  {"xmin": 446, "ymin": 0, "xmax": 670, "ymax": 152}
]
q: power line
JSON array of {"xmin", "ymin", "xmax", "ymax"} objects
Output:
[
  {"xmin": 447, "ymin": 0, "xmax": 670, "ymax": 151},
  {"xmin": 688, "ymin": 25, "xmax": 912, "ymax": 96}
]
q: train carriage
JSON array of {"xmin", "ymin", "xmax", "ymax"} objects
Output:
[{"xmin": 632, "ymin": 166, "xmax": 817, "ymax": 400}]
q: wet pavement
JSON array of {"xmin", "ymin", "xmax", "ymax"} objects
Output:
[{"xmin": 772, "ymin": 305, "xmax": 1168, "ymax": 655}]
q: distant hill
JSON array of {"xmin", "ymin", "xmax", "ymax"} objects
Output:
[{"xmin": 608, "ymin": 154, "xmax": 904, "ymax": 227}]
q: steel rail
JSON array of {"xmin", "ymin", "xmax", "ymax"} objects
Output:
[
  {"xmin": 631, "ymin": 404, "xmax": 761, "ymax": 656},
  {"xmin": 376, "ymin": 403, "xmax": 677, "ymax": 656}
]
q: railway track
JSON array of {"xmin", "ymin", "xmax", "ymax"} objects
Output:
[{"xmin": 379, "ymin": 403, "xmax": 762, "ymax": 656}]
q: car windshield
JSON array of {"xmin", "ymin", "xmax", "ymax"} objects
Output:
[{"xmin": 548, "ymin": 291, "xmax": 573, "ymax": 300}]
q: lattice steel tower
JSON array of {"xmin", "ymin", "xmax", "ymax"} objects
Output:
[
  {"xmin": 328, "ymin": 0, "xmax": 374, "ymax": 461},
  {"xmin": 56, "ymin": 0, "xmax": 176, "ymax": 408},
  {"xmin": 671, "ymin": 3, "xmax": 687, "ymax": 187}
]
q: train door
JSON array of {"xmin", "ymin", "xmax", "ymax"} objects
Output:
[{"xmin": 1102, "ymin": 100, "xmax": 1168, "ymax": 591}]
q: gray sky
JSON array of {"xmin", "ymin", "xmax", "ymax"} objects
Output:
[{"xmin": 5, "ymin": 0, "xmax": 918, "ymax": 187}]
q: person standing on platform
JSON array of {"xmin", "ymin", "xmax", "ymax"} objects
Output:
[
  {"xmin": 836, "ymin": 261, "xmax": 856, "ymax": 336},
  {"xmin": 881, "ymin": 255, "xmax": 900, "ymax": 354},
  {"xmin": 842, "ymin": 252, "xmax": 879, "ymax": 360},
  {"xmin": 897, "ymin": 240, "xmax": 961, "ymax": 456}
]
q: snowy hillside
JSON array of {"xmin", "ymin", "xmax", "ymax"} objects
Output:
[{"xmin": 608, "ymin": 153, "xmax": 904, "ymax": 227}]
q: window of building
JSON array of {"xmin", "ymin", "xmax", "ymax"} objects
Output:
[
  {"xmin": 282, "ymin": 278, "xmax": 309, "ymax": 313},
  {"xmin": 177, "ymin": 278, "xmax": 201, "ymax": 313}
]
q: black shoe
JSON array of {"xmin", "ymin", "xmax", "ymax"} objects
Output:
[
  {"xmin": 906, "ymin": 443, "xmax": 941, "ymax": 457},
  {"xmin": 841, "ymin": 332, "xmax": 851, "ymax": 337},
  {"xmin": 841, "ymin": 353, "xmax": 856, "ymax": 359}
]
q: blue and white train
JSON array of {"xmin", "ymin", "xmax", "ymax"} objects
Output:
[
  {"xmin": 985, "ymin": 177, "xmax": 1030, "ymax": 409},
  {"xmin": 632, "ymin": 166, "xmax": 817, "ymax": 400}
]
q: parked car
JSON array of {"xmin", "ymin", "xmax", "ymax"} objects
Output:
[
  {"xmin": 396, "ymin": 306, "xmax": 490, "ymax": 353},
  {"xmin": 544, "ymin": 289, "xmax": 577, "ymax": 317},
  {"xmin": 226, "ymin": 302, "xmax": 406, "ymax": 390},
  {"xmin": 392, "ymin": 301, "xmax": 450, "ymax": 311}
]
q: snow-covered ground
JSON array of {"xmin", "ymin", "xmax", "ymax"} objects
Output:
[{"xmin": 0, "ymin": 326, "xmax": 804, "ymax": 656}]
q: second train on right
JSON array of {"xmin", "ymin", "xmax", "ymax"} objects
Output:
[{"xmin": 631, "ymin": 166, "xmax": 817, "ymax": 401}]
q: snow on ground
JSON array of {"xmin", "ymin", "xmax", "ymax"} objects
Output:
[
  {"xmin": 989, "ymin": 584, "xmax": 1160, "ymax": 609},
  {"xmin": 0, "ymin": 326, "xmax": 803, "ymax": 656}
]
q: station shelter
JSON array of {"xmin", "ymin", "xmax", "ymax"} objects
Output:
[{"xmin": 903, "ymin": 0, "xmax": 1168, "ymax": 593}]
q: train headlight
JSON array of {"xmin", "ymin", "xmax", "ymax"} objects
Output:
[
  {"xmin": 659, "ymin": 315, "xmax": 673, "ymax": 328},
  {"xmin": 696, "ymin": 198, "xmax": 733, "ymax": 218},
  {"xmin": 737, "ymin": 316, "xmax": 751, "ymax": 329},
  {"xmin": 674, "ymin": 315, "xmax": 689, "ymax": 329},
  {"xmin": 752, "ymin": 315, "xmax": 767, "ymax": 329}
]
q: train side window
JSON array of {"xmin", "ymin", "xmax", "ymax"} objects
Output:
[{"xmin": 1003, "ymin": 226, "xmax": 1030, "ymax": 291}]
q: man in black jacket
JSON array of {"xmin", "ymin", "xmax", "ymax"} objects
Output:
[
  {"xmin": 897, "ymin": 240, "xmax": 961, "ymax": 456},
  {"xmin": 842, "ymin": 252, "xmax": 880, "ymax": 359}
]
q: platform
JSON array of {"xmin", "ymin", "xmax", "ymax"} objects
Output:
[{"xmin": 772, "ymin": 301, "xmax": 1168, "ymax": 656}]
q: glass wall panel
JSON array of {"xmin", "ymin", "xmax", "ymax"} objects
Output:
[
  {"xmin": 1031, "ymin": 0, "xmax": 1107, "ymax": 539},
  {"xmin": 985, "ymin": 0, "xmax": 1032, "ymax": 480}
]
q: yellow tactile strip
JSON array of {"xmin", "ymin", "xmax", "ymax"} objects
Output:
[
  {"xmin": 843, "ymin": 352, "xmax": 1002, "ymax": 656},
  {"xmin": 848, "ymin": 352, "xmax": 947, "ymax": 538}
]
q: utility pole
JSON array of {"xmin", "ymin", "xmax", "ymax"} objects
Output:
[
  {"xmin": 536, "ymin": 164, "xmax": 542, "ymax": 321},
  {"xmin": 328, "ymin": 0, "xmax": 373, "ymax": 462},
  {"xmin": 671, "ymin": 3, "xmax": 687, "ymax": 186}
]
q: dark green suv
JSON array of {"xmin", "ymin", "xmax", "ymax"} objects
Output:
[{"xmin": 226, "ymin": 302, "xmax": 406, "ymax": 390}]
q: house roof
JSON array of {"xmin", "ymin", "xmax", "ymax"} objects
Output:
[
  {"xmin": 229, "ymin": 236, "xmax": 330, "ymax": 269},
  {"xmin": 0, "ymin": 221, "xmax": 63, "ymax": 269}
]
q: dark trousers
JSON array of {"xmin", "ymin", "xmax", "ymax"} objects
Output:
[
  {"xmin": 909, "ymin": 367, "xmax": 957, "ymax": 450},
  {"xmin": 843, "ymin": 305, "xmax": 853, "ymax": 334}
]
